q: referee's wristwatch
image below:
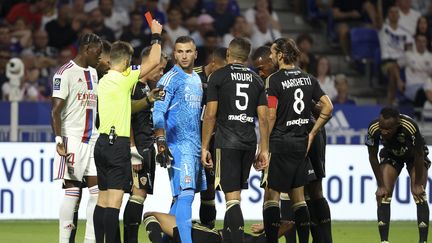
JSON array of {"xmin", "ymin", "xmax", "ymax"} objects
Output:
[{"xmin": 55, "ymin": 136, "xmax": 63, "ymax": 145}]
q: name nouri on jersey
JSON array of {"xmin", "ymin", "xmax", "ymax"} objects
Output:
[{"xmin": 231, "ymin": 73, "xmax": 253, "ymax": 82}]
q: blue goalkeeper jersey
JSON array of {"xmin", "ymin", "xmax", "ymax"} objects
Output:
[{"xmin": 153, "ymin": 65, "xmax": 203, "ymax": 156}]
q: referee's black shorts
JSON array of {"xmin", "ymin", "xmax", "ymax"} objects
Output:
[{"xmin": 94, "ymin": 134, "xmax": 132, "ymax": 191}]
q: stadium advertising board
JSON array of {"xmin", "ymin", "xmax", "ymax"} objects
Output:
[{"xmin": 0, "ymin": 143, "xmax": 431, "ymax": 220}]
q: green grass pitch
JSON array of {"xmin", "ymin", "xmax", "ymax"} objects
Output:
[{"xmin": 0, "ymin": 220, "xmax": 426, "ymax": 242}]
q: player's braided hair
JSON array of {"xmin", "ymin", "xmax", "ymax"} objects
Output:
[
  {"xmin": 273, "ymin": 38, "xmax": 300, "ymax": 65},
  {"xmin": 77, "ymin": 33, "xmax": 102, "ymax": 49}
]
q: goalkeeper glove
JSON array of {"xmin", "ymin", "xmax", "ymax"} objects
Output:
[
  {"xmin": 130, "ymin": 146, "xmax": 143, "ymax": 165},
  {"xmin": 155, "ymin": 136, "xmax": 173, "ymax": 168}
]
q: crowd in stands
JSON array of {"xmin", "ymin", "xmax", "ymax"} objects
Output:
[{"xmin": 0, "ymin": 0, "xmax": 432, "ymax": 118}]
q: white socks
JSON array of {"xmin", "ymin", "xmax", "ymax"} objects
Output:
[
  {"xmin": 84, "ymin": 185, "xmax": 99, "ymax": 243},
  {"xmin": 59, "ymin": 187, "xmax": 80, "ymax": 243}
]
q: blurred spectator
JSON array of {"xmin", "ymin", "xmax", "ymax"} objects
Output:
[
  {"xmin": 48, "ymin": 46, "xmax": 74, "ymax": 83},
  {"xmin": 379, "ymin": 5, "xmax": 413, "ymax": 104},
  {"xmin": 99, "ymin": 0, "xmax": 130, "ymax": 39},
  {"xmin": 331, "ymin": 0, "xmax": 380, "ymax": 57},
  {"xmin": 22, "ymin": 29, "xmax": 57, "ymax": 79},
  {"xmin": 88, "ymin": 7, "xmax": 115, "ymax": 42},
  {"xmin": 40, "ymin": 0, "xmax": 57, "ymax": 31},
  {"xmin": 203, "ymin": 0, "xmax": 240, "ymax": 16},
  {"xmin": 222, "ymin": 15, "xmax": 251, "ymax": 47},
  {"xmin": 415, "ymin": 16, "xmax": 431, "ymax": 51},
  {"xmin": 9, "ymin": 17, "xmax": 32, "ymax": 49},
  {"xmin": 411, "ymin": 0, "xmax": 431, "ymax": 15},
  {"xmin": 206, "ymin": 0, "xmax": 237, "ymax": 36},
  {"xmin": 173, "ymin": 0, "xmax": 202, "ymax": 21},
  {"xmin": 398, "ymin": 34, "xmax": 432, "ymax": 110},
  {"xmin": 191, "ymin": 13, "xmax": 215, "ymax": 47},
  {"xmin": 136, "ymin": 0, "xmax": 166, "ymax": 33},
  {"xmin": 0, "ymin": 0, "xmax": 21, "ymax": 19},
  {"xmin": 397, "ymin": 0, "xmax": 421, "ymax": 36},
  {"xmin": 332, "ymin": 74, "xmax": 356, "ymax": 105},
  {"xmin": 423, "ymin": 77, "xmax": 432, "ymax": 119},
  {"xmin": 244, "ymin": 0, "xmax": 280, "ymax": 31},
  {"xmin": 0, "ymin": 22, "xmax": 24, "ymax": 56},
  {"xmin": 296, "ymin": 33, "xmax": 317, "ymax": 73},
  {"xmin": 45, "ymin": 4, "xmax": 78, "ymax": 49},
  {"xmin": 164, "ymin": 6, "xmax": 189, "ymax": 49},
  {"xmin": 250, "ymin": 10, "xmax": 281, "ymax": 50},
  {"xmin": 161, "ymin": 29, "xmax": 173, "ymax": 56},
  {"xmin": 120, "ymin": 11, "xmax": 150, "ymax": 64},
  {"xmin": 196, "ymin": 31, "xmax": 220, "ymax": 66},
  {"xmin": 6, "ymin": 0, "xmax": 47, "ymax": 30},
  {"xmin": 0, "ymin": 47, "xmax": 10, "ymax": 99},
  {"xmin": 314, "ymin": 56, "xmax": 337, "ymax": 100}
]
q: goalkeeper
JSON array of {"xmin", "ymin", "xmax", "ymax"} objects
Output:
[{"xmin": 152, "ymin": 36, "xmax": 207, "ymax": 243}]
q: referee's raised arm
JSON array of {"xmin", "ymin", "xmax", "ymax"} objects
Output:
[{"xmin": 138, "ymin": 19, "xmax": 163, "ymax": 80}]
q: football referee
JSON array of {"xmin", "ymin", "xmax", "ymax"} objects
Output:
[{"xmin": 93, "ymin": 20, "xmax": 162, "ymax": 243}]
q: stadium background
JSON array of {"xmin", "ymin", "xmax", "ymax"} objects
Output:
[{"xmin": 1, "ymin": 0, "xmax": 432, "ymax": 242}]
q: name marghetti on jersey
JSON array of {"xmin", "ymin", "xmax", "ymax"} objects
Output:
[{"xmin": 281, "ymin": 76, "xmax": 312, "ymax": 90}]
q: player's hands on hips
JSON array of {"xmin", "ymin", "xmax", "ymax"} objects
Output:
[
  {"xmin": 375, "ymin": 186, "xmax": 389, "ymax": 206},
  {"xmin": 254, "ymin": 150, "xmax": 269, "ymax": 171},
  {"xmin": 412, "ymin": 183, "xmax": 426, "ymax": 203},
  {"xmin": 150, "ymin": 20, "xmax": 162, "ymax": 34},
  {"xmin": 201, "ymin": 149, "xmax": 213, "ymax": 169},
  {"xmin": 131, "ymin": 146, "xmax": 143, "ymax": 172},
  {"xmin": 155, "ymin": 136, "xmax": 173, "ymax": 168}
]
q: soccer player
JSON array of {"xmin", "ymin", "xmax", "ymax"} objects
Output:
[
  {"xmin": 122, "ymin": 48, "xmax": 168, "ymax": 243},
  {"xmin": 152, "ymin": 36, "xmax": 207, "ymax": 243},
  {"xmin": 142, "ymin": 211, "xmax": 294, "ymax": 243},
  {"xmin": 51, "ymin": 33, "xmax": 102, "ymax": 243},
  {"xmin": 366, "ymin": 107, "xmax": 430, "ymax": 243},
  {"xmin": 264, "ymin": 38, "xmax": 333, "ymax": 243},
  {"xmin": 94, "ymin": 19, "xmax": 162, "ymax": 243},
  {"xmin": 194, "ymin": 47, "xmax": 227, "ymax": 228},
  {"xmin": 305, "ymin": 102, "xmax": 333, "ymax": 243},
  {"xmin": 201, "ymin": 37, "xmax": 270, "ymax": 242}
]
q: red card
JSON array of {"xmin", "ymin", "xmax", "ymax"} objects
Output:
[{"xmin": 145, "ymin": 12, "xmax": 153, "ymax": 27}]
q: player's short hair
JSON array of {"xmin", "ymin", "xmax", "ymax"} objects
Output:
[
  {"xmin": 228, "ymin": 37, "xmax": 251, "ymax": 62},
  {"xmin": 77, "ymin": 33, "xmax": 102, "ymax": 50},
  {"xmin": 175, "ymin": 36, "xmax": 195, "ymax": 45},
  {"xmin": 380, "ymin": 107, "xmax": 400, "ymax": 120},
  {"xmin": 110, "ymin": 41, "xmax": 134, "ymax": 64},
  {"xmin": 251, "ymin": 46, "xmax": 271, "ymax": 62},
  {"xmin": 101, "ymin": 40, "xmax": 112, "ymax": 54},
  {"xmin": 212, "ymin": 47, "xmax": 227, "ymax": 62},
  {"xmin": 273, "ymin": 38, "xmax": 301, "ymax": 65}
]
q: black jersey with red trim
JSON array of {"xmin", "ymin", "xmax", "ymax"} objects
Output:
[
  {"xmin": 267, "ymin": 67, "xmax": 324, "ymax": 152},
  {"xmin": 365, "ymin": 114, "xmax": 425, "ymax": 158},
  {"xmin": 131, "ymin": 82, "xmax": 154, "ymax": 148},
  {"xmin": 206, "ymin": 63, "xmax": 267, "ymax": 150}
]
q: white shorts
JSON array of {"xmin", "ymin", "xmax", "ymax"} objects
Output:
[{"xmin": 53, "ymin": 136, "xmax": 97, "ymax": 181}]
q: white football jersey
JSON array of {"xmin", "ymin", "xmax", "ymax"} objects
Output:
[{"xmin": 52, "ymin": 60, "xmax": 99, "ymax": 143}]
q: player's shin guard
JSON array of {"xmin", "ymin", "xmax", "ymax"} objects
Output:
[
  {"xmin": 59, "ymin": 187, "xmax": 80, "ymax": 243},
  {"xmin": 263, "ymin": 200, "xmax": 280, "ymax": 243},
  {"xmin": 293, "ymin": 201, "xmax": 310, "ymax": 243},
  {"xmin": 224, "ymin": 200, "xmax": 244, "ymax": 243},
  {"xmin": 200, "ymin": 199, "xmax": 216, "ymax": 228},
  {"xmin": 377, "ymin": 197, "xmax": 391, "ymax": 242},
  {"xmin": 123, "ymin": 195, "xmax": 145, "ymax": 243},
  {"xmin": 313, "ymin": 198, "xmax": 333, "ymax": 243},
  {"xmin": 143, "ymin": 215, "xmax": 163, "ymax": 243},
  {"xmin": 416, "ymin": 200, "xmax": 429, "ymax": 243},
  {"xmin": 104, "ymin": 207, "xmax": 120, "ymax": 243},
  {"xmin": 93, "ymin": 205, "xmax": 105, "ymax": 243},
  {"xmin": 175, "ymin": 190, "xmax": 195, "ymax": 243},
  {"xmin": 306, "ymin": 199, "xmax": 321, "ymax": 243},
  {"xmin": 280, "ymin": 197, "xmax": 296, "ymax": 243},
  {"xmin": 84, "ymin": 186, "xmax": 98, "ymax": 243}
]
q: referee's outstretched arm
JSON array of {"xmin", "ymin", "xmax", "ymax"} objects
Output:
[{"xmin": 137, "ymin": 19, "xmax": 162, "ymax": 80}]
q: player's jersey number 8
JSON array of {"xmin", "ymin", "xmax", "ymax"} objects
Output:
[{"xmin": 293, "ymin": 88, "xmax": 304, "ymax": 114}]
